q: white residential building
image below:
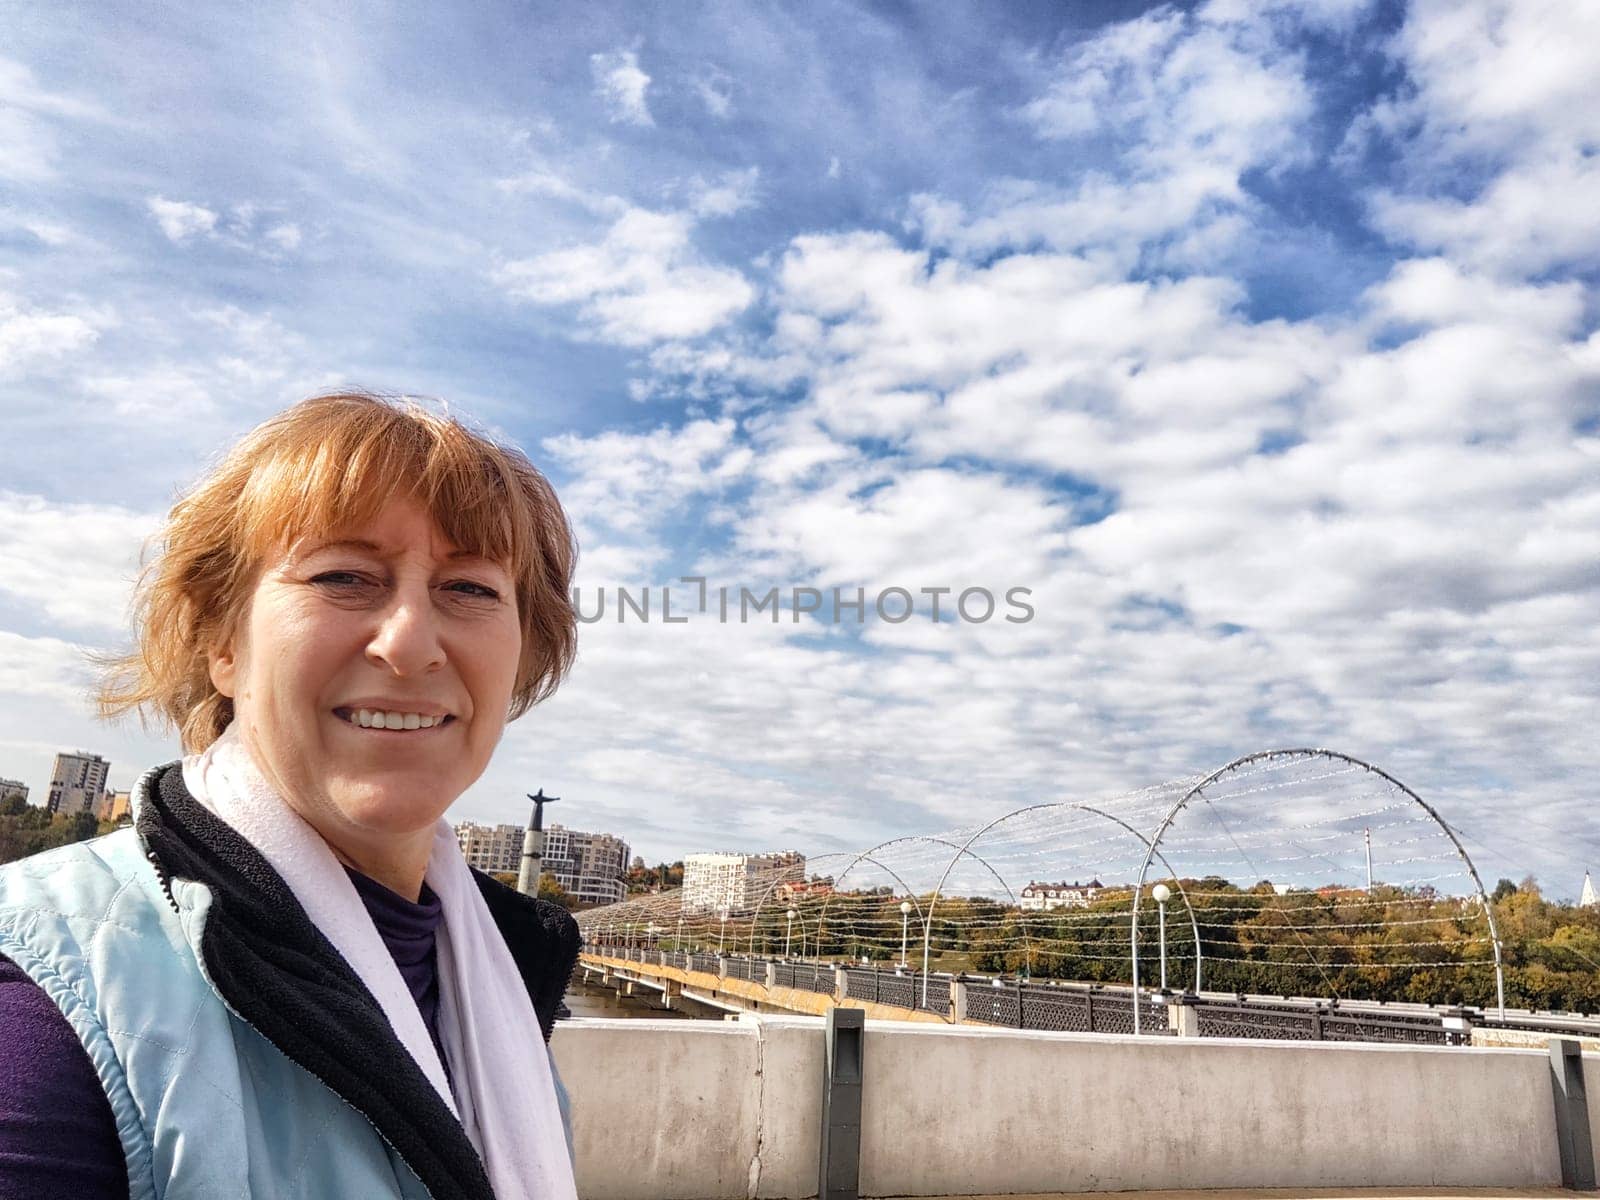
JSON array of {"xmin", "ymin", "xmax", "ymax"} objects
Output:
[
  {"xmin": 1019, "ymin": 879, "xmax": 1105, "ymax": 911},
  {"xmin": 542, "ymin": 824, "xmax": 630, "ymax": 907},
  {"xmin": 0, "ymin": 778, "xmax": 28, "ymax": 806},
  {"xmin": 455, "ymin": 822, "xmax": 525, "ymax": 875},
  {"xmin": 47, "ymin": 752, "xmax": 111, "ymax": 817},
  {"xmin": 681, "ymin": 851, "xmax": 806, "ymax": 915},
  {"xmin": 453, "ymin": 820, "xmax": 630, "ymax": 905}
]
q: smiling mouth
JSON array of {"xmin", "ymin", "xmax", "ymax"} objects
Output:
[{"xmin": 333, "ymin": 708, "xmax": 455, "ymax": 731}]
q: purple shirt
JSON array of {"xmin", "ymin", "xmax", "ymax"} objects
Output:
[{"xmin": 0, "ymin": 869, "xmax": 447, "ymax": 1200}]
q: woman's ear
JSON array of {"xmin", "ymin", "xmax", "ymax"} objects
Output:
[{"xmin": 207, "ymin": 637, "xmax": 238, "ymax": 699}]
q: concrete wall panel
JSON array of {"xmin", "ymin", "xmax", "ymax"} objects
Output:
[
  {"xmin": 551, "ymin": 1016, "xmax": 1571, "ymax": 1200},
  {"xmin": 741, "ymin": 1015, "xmax": 826, "ymax": 1199},
  {"xmin": 553, "ymin": 1019, "xmax": 762, "ymax": 1200},
  {"xmin": 858, "ymin": 1024, "xmax": 1560, "ymax": 1196}
]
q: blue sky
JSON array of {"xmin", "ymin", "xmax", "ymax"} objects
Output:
[{"xmin": 2, "ymin": 0, "xmax": 1598, "ymax": 898}]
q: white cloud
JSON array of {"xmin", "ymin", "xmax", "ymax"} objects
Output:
[
  {"xmin": 1364, "ymin": 257, "xmax": 1586, "ymax": 337},
  {"xmin": 0, "ymin": 630, "xmax": 98, "ymax": 708},
  {"xmin": 264, "ymin": 222, "xmax": 302, "ymax": 252},
  {"xmin": 688, "ymin": 167, "xmax": 760, "ymax": 217},
  {"xmin": 590, "ymin": 49, "xmax": 654, "ymax": 127},
  {"xmin": 1375, "ymin": 0, "xmax": 1600, "ymax": 164},
  {"xmin": 0, "ymin": 208, "xmax": 78, "ymax": 247},
  {"xmin": 495, "ymin": 208, "xmax": 753, "ymax": 345},
  {"xmin": 543, "ymin": 416, "xmax": 747, "ymax": 545},
  {"xmin": 0, "ymin": 293, "xmax": 99, "ymax": 378},
  {"xmin": 495, "ymin": 169, "xmax": 629, "ymax": 216},
  {"xmin": 0, "ymin": 493, "xmax": 156, "ymax": 635},
  {"xmin": 0, "ymin": 56, "xmax": 108, "ymax": 182},
  {"xmin": 901, "ymin": 17, "xmax": 1317, "ymax": 273},
  {"xmin": 146, "ymin": 195, "xmax": 219, "ymax": 242},
  {"xmin": 1362, "ymin": 0, "xmax": 1600, "ymax": 275},
  {"xmin": 947, "ymin": 0, "xmax": 1316, "ymax": 267},
  {"xmin": 1369, "ymin": 152, "xmax": 1600, "ymax": 276},
  {"xmin": 692, "ymin": 68, "xmax": 733, "ymax": 119}
]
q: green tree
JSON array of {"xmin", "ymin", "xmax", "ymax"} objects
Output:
[{"xmin": 537, "ymin": 874, "xmax": 574, "ymax": 910}]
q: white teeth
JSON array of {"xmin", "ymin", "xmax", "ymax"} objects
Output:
[{"xmin": 346, "ymin": 709, "xmax": 445, "ymax": 730}]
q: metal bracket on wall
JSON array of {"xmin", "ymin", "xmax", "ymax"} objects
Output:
[
  {"xmin": 1550, "ymin": 1038, "xmax": 1597, "ymax": 1190},
  {"xmin": 819, "ymin": 1007, "xmax": 864, "ymax": 1200}
]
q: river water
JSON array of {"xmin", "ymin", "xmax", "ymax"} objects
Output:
[{"xmin": 563, "ymin": 979, "xmax": 701, "ymax": 1020}]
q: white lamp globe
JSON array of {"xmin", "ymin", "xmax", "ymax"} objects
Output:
[
  {"xmin": 899, "ymin": 900, "xmax": 912, "ymax": 915},
  {"xmin": 1151, "ymin": 883, "xmax": 1172, "ymax": 904}
]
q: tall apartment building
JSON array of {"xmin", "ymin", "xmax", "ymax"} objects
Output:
[
  {"xmin": 47, "ymin": 752, "xmax": 111, "ymax": 817},
  {"xmin": 681, "ymin": 851, "xmax": 806, "ymax": 914},
  {"xmin": 543, "ymin": 824, "xmax": 630, "ymax": 907},
  {"xmin": 0, "ymin": 778, "xmax": 28, "ymax": 806},
  {"xmin": 455, "ymin": 822, "xmax": 525, "ymax": 875},
  {"xmin": 453, "ymin": 820, "xmax": 630, "ymax": 906}
]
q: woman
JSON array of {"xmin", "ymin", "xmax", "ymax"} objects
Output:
[{"xmin": 0, "ymin": 392, "xmax": 583, "ymax": 1200}]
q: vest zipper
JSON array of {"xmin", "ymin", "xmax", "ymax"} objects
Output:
[{"xmin": 132, "ymin": 766, "xmax": 183, "ymax": 917}]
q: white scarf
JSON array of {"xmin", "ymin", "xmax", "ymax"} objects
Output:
[{"xmin": 182, "ymin": 725, "xmax": 578, "ymax": 1200}]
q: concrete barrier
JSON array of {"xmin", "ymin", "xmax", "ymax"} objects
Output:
[{"xmin": 550, "ymin": 1014, "xmax": 1589, "ymax": 1200}]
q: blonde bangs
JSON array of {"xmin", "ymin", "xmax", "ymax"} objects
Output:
[{"xmin": 100, "ymin": 391, "xmax": 578, "ymax": 752}]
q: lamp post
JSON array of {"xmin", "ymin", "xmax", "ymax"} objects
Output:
[
  {"xmin": 1151, "ymin": 883, "xmax": 1172, "ymax": 992},
  {"xmin": 676, "ymin": 916, "xmax": 684, "ymax": 951},
  {"xmin": 718, "ymin": 908, "xmax": 728, "ymax": 954},
  {"xmin": 900, "ymin": 900, "xmax": 912, "ymax": 969},
  {"xmin": 786, "ymin": 908, "xmax": 797, "ymax": 958}
]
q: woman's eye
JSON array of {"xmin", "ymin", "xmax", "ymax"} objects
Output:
[
  {"xmin": 311, "ymin": 571, "xmax": 371, "ymax": 588},
  {"xmin": 446, "ymin": 580, "xmax": 501, "ymax": 600}
]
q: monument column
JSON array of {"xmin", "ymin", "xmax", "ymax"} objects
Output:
[{"xmin": 517, "ymin": 788, "xmax": 559, "ymax": 896}]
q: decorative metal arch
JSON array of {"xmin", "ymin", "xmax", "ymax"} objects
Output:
[
  {"xmin": 1127, "ymin": 748, "xmax": 1507, "ymax": 1034},
  {"xmin": 808, "ymin": 835, "xmax": 1027, "ymax": 985},
  {"xmin": 741, "ymin": 851, "xmax": 915, "ymax": 957},
  {"xmin": 919, "ymin": 801, "xmax": 1204, "ymax": 1009}
]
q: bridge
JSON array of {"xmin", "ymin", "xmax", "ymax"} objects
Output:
[
  {"xmin": 575, "ymin": 750, "xmax": 1597, "ymax": 1029},
  {"xmin": 558, "ymin": 749, "xmax": 1600, "ymax": 1196},
  {"xmin": 578, "ymin": 945, "xmax": 1600, "ymax": 1048}
]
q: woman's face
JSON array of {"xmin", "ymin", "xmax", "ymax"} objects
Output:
[{"xmin": 208, "ymin": 497, "xmax": 522, "ymax": 843}]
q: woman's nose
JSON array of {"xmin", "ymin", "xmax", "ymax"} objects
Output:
[{"xmin": 365, "ymin": 588, "xmax": 446, "ymax": 676}]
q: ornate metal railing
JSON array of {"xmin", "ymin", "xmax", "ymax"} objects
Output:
[
  {"xmin": 843, "ymin": 968, "xmax": 952, "ymax": 1014},
  {"xmin": 1193, "ymin": 998, "xmax": 1462, "ymax": 1045},
  {"xmin": 793, "ymin": 962, "xmax": 837, "ymax": 994},
  {"xmin": 966, "ymin": 980, "xmax": 1171, "ymax": 1034},
  {"xmin": 965, "ymin": 981, "xmax": 1021, "ymax": 1026},
  {"xmin": 917, "ymin": 975, "xmax": 952, "ymax": 1014}
]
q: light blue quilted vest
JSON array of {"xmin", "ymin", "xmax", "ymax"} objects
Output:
[{"xmin": 1, "ymin": 827, "xmax": 440, "ymax": 1199}]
